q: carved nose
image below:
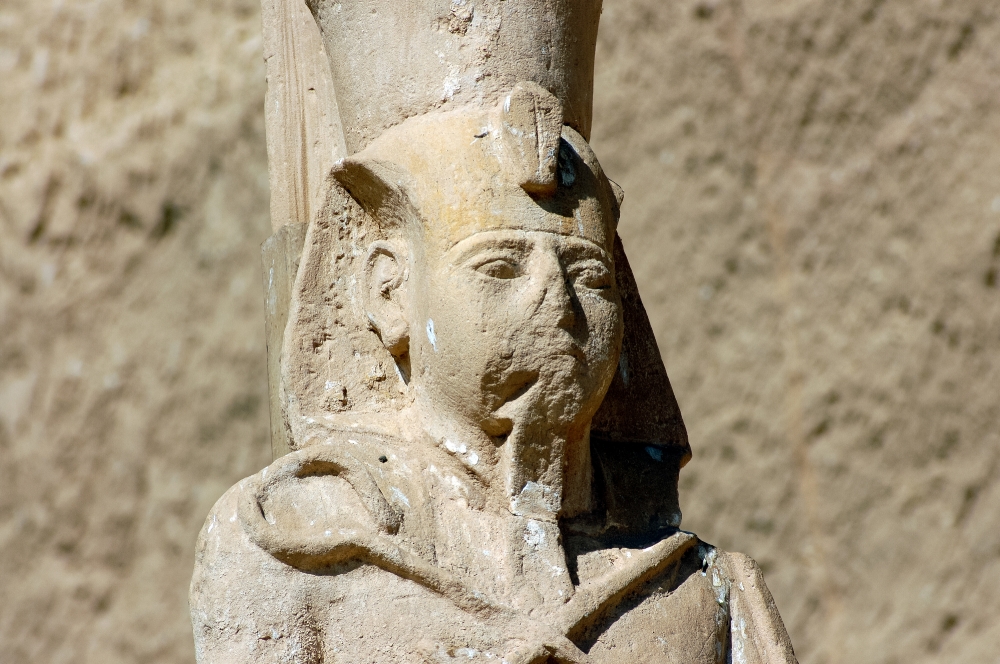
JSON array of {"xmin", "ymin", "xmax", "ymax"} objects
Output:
[{"xmin": 536, "ymin": 252, "xmax": 577, "ymax": 331}]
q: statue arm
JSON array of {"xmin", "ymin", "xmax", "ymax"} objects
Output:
[{"xmin": 721, "ymin": 552, "xmax": 798, "ymax": 664}]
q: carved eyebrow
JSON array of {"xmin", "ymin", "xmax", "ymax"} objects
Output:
[
  {"xmin": 444, "ymin": 232, "xmax": 533, "ymax": 264},
  {"xmin": 444, "ymin": 230, "xmax": 612, "ymax": 267},
  {"xmin": 556, "ymin": 236, "xmax": 612, "ymax": 264}
]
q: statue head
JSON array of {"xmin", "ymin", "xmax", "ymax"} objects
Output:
[
  {"xmin": 281, "ymin": 81, "xmax": 689, "ymax": 519},
  {"xmin": 332, "ymin": 83, "xmax": 624, "ymax": 445}
]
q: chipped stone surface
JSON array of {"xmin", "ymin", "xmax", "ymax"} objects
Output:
[
  {"xmin": 190, "ymin": 4, "xmax": 795, "ymax": 662},
  {"xmin": 4, "ymin": 1, "xmax": 999, "ymax": 663}
]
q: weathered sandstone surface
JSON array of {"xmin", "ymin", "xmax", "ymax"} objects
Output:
[{"xmin": 0, "ymin": 1, "xmax": 997, "ymax": 662}]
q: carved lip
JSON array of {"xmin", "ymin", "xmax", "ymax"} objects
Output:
[
  {"xmin": 550, "ymin": 342, "xmax": 587, "ymax": 366},
  {"xmin": 496, "ymin": 371, "xmax": 539, "ymax": 407}
]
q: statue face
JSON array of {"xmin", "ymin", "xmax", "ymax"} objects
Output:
[
  {"xmin": 407, "ymin": 220, "xmax": 623, "ymax": 438},
  {"xmin": 346, "ymin": 98, "xmax": 624, "ymax": 441}
]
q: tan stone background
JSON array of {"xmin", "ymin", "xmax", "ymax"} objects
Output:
[{"xmin": 1, "ymin": 0, "xmax": 997, "ymax": 662}]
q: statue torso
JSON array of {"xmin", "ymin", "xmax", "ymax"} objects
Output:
[{"xmin": 191, "ymin": 426, "xmax": 786, "ymax": 664}]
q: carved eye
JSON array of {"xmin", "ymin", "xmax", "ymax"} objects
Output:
[
  {"xmin": 569, "ymin": 261, "xmax": 612, "ymax": 290},
  {"xmin": 472, "ymin": 257, "xmax": 522, "ymax": 280}
]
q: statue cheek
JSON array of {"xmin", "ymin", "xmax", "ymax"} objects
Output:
[
  {"xmin": 454, "ymin": 277, "xmax": 531, "ymax": 336},
  {"xmin": 583, "ymin": 292, "xmax": 623, "ymax": 339},
  {"xmin": 585, "ymin": 301, "xmax": 625, "ymax": 378},
  {"xmin": 423, "ymin": 286, "xmax": 507, "ymax": 374}
]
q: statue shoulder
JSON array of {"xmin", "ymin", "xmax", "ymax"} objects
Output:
[
  {"xmin": 191, "ymin": 481, "xmax": 322, "ymax": 664},
  {"xmin": 715, "ymin": 549, "xmax": 799, "ymax": 664},
  {"xmin": 231, "ymin": 427, "xmax": 440, "ymax": 568},
  {"xmin": 189, "ymin": 431, "xmax": 440, "ymax": 664}
]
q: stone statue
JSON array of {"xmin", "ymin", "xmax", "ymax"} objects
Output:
[{"xmin": 190, "ymin": 2, "xmax": 797, "ymax": 663}]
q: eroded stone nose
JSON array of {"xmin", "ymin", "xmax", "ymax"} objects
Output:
[{"xmin": 532, "ymin": 247, "xmax": 578, "ymax": 333}]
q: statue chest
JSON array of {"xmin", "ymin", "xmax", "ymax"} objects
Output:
[{"xmin": 306, "ymin": 545, "xmax": 729, "ymax": 664}]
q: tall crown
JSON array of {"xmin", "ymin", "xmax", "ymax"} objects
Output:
[{"xmin": 306, "ymin": 0, "xmax": 602, "ymax": 153}]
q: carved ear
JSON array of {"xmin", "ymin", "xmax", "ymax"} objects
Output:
[
  {"xmin": 363, "ymin": 241, "xmax": 409, "ymax": 358},
  {"xmin": 499, "ymin": 81, "xmax": 564, "ymax": 197}
]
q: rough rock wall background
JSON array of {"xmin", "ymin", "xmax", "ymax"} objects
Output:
[
  {"xmin": 0, "ymin": 0, "xmax": 996, "ymax": 662},
  {"xmin": 592, "ymin": 2, "xmax": 1000, "ymax": 662},
  {"xmin": 0, "ymin": 1, "xmax": 273, "ymax": 661}
]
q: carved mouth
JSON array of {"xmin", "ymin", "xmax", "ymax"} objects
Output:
[
  {"xmin": 555, "ymin": 345, "xmax": 587, "ymax": 365},
  {"xmin": 483, "ymin": 370, "xmax": 538, "ymax": 438},
  {"xmin": 543, "ymin": 332, "xmax": 587, "ymax": 365},
  {"xmin": 502, "ymin": 370, "xmax": 538, "ymax": 404}
]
